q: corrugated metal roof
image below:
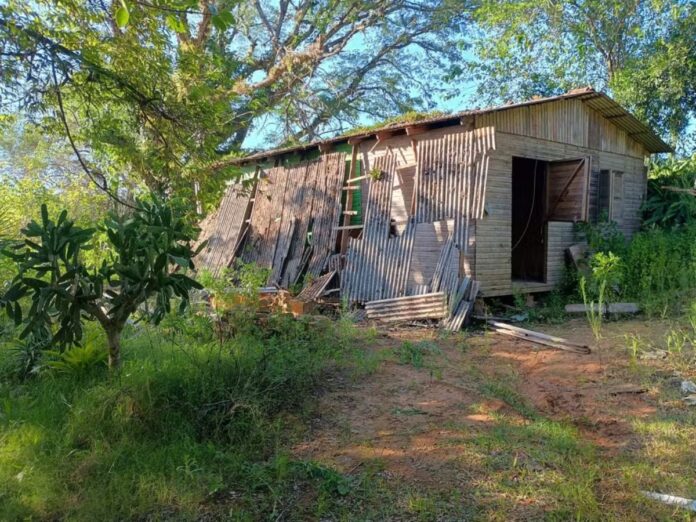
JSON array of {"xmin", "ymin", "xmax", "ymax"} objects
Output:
[{"xmin": 229, "ymin": 87, "xmax": 672, "ymax": 165}]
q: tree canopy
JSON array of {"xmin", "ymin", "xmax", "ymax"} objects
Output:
[
  {"xmin": 0, "ymin": 0, "xmax": 469, "ymax": 207},
  {"xmin": 455, "ymin": 0, "xmax": 695, "ymax": 146}
]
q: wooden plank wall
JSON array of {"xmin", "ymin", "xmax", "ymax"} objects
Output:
[
  {"xmin": 477, "ymin": 130, "xmax": 647, "ymax": 296},
  {"xmin": 359, "ymin": 126, "xmax": 495, "ymax": 248},
  {"xmin": 546, "ymin": 221, "xmax": 576, "ymax": 287},
  {"xmin": 341, "ymin": 126, "xmax": 494, "ymax": 303},
  {"xmin": 391, "ymin": 165, "xmax": 416, "ymax": 224},
  {"xmin": 404, "ymin": 219, "xmax": 457, "ymax": 291},
  {"xmin": 475, "ymin": 98, "xmax": 647, "ymax": 158},
  {"xmin": 241, "ymin": 152, "xmax": 346, "ymax": 286}
]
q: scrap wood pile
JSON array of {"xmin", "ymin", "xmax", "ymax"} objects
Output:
[{"xmin": 363, "ymin": 248, "xmax": 481, "ymax": 330}]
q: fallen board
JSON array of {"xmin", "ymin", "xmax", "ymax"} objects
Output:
[
  {"xmin": 296, "ymin": 271, "xmax": 337, "ymax": 303},
  {"xmin": 488, "ymin": 320, "xmax": 591, "ymax": 354}
]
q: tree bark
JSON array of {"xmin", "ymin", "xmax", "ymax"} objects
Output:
[{"xmin": 106, "ymin": 327, "xmax": 121, "ymax": 369}]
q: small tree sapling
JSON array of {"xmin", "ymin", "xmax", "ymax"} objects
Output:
[{"xmin": 0, "ymin": 197, "xmax": 203, "ymax": 368}]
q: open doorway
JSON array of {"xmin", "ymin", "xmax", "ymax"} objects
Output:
[{"xmin": 511, "ymin": 157, "xmax": 547, "ymax": 282}]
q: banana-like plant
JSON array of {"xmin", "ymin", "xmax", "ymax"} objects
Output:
[{"xmin": 0, "ymin": 196, "xmax": 203, "ymax": 368}]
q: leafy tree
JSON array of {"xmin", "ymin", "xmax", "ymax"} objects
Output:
[
  {"xmin": 0, "ymin": 197, "xmax": 203, "ymax": 368},
  {"xmin": 642, "ymin": 154, "xmax": 696, "ymax": 229},
  {"xmin": 0, "ymin": 0, "xmax": 470, "ymax": 208},
  {"xmin": 0, "ymin": 120, "xmax": 112, "ymax": 234},
  {"xmin": 456, "ymin": 0, "xmax": 695, "ymax": 145}
]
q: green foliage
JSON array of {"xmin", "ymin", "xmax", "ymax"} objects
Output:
[
  {"xmin": 0, "ymin": 122, "xmax": 111, "ymax": 273},
  {"xmin": 515, "ymin": 290, "xmax": 569, "ymax": 324},
  {"xmin": 576, "ymin": 218, "xmax": 627, "ymax": 257},
  {"xmin": 0, "ymin": 308, "xmax": 360, "ymax": 520},
  {"xmin": 0, "ymin": 1, "xmax": 466, "ymax": 204},
  {"xmin": 395, "ymin": 340, "xmax": 441, "ymax": 368},
  {"xmin": 642, "ymin": 155, "xmax": 696, "ymax": 229},
  {"xmin": 580, "ymin": 252, "xmax": 622, "ymax": 340},
  {"xmin": 463, "ymin": 0, "xmax": 695, "ymax": 143},
  {"xmin": 231, "ymin": 260, "xmax": 271, "ymax": 293},
  {"xmin": 576, "ymin": 218, "xmax": 696, "ymax": 315},
  {"xmin": 621, "ymin": 225, "xmax": 696, "ymax": 314},
  {"xmin": 340, "ymin": 110, "xmax": 448, "ymax": 137},
  {"xmin": 0, "ymin": 196, "xmax": 202, "ymax": 368},
  {"xmin": 368, "ymin": 167, "xmax": 384, "ymax": 181},
  {"xmin": 45, "ymin": 342, "xmax": 107, "ymax": 377}
]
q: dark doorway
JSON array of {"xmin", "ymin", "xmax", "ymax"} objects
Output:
[{"xmin": 511, "ymin": 157, "xmax": 547, "ymax": 282}]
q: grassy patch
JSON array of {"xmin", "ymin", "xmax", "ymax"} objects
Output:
[{"xmin": 0, "ymin": 311, "xmax": 364, "ymax": 520}]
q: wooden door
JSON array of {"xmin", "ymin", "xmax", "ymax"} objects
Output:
[{"xmin": 546, "ymin": 157, "xmax": 591, "ymax": 222}]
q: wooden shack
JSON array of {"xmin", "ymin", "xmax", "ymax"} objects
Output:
[{"xmin": 197, "ymin": 88, "xmax": 671, "ymax": 307}]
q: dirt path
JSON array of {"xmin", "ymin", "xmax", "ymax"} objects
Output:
[{"xmin": 292, "ymin": 317, "xmax": 693, "ymax": 519}]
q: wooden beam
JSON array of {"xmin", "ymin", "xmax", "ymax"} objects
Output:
[
  {"xmin": 460, "ymin": 116, "xmax": 474, "ymax": 130},
  {"xmin": 376, "ymin": 130, "xmax": 396, "ymax": 142},
  {"xmin": 334, "ymin": 224, "xmax": 364, "ymax": 230},
  {"xmin": 345, "ymin": 174, "xmax": 369, "ymax": 183},
  {"xmin": 318, "ymin": 142, "xmax": 333, "ymax": 153},
  {"xmin": 347, "ymin": 136, "xmax": 365, "ymax": 145},
  {"xmin": 405, "ymin": 124, "xmax": 428, "ymax": 136},
  {"xmin": 340, "ymin": 143, "xmax": 360, "ymax": 254}
]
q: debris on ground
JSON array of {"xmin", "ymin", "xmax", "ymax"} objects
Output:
[
  {"xmin": 683, "ymin": 395, "xmax": 696, "ymax": 406},
  {"xmin": 566, "ymin": 242, "xmax": 589, "ymax": 273},
  {"xmin": 642, "ymin": 491, "xmax": 696, "ymax": 512},
  {"xmin": 487, "ymin": 320, "xmax": 591, "ymax": 354},
  {"xmin": 681, "ymin": 380, "xmax": 696, "ymax": 394},
  {"xmin": 639, "ymin": 349, "xmax": 668, "ymax": 360},
  {"xmin": 365, "ymin": 292, "xmax": 448, "ymax": 323},
  {"xmin": 296, "ymin": 271, "xmax": 337, "ymax": 303},
  {"xmin": 606, "ymin": 384, "xmax": 647, "ymax": 395}
]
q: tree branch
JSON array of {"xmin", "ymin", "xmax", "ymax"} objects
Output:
[{"xmin": 51, "ymin": 63, "xmax": 138, "ymax": 210}]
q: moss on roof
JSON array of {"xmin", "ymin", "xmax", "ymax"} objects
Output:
[{"xmin": 339, "ymin": 110, "xmax": 449, "ymax": 137}]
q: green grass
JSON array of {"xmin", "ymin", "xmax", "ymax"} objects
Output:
[
  {"xmin": 2, "ymin": 309, "xmax": 695, "ymax": 520},
  {"xmin": 0, "ymin": 311, "xmax": 367, "ymax": 520}
]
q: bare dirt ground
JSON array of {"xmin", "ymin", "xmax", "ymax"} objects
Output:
[{"xmin": 293, "ymin": 317, "xmax": 696, "ymax": 519}]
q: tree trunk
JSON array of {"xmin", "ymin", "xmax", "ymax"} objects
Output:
[{"xmin": 106, "ymin": 327, "xmax": 121, "ymax": 369}]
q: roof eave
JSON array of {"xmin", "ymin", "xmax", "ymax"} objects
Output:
[{"xmin": 228, "ymin": 88, "xmax": 672, "ymax": 164}]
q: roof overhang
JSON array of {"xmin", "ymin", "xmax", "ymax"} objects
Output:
[{"xmin": 223, "ymin": 88, "xmax": 672, "ymax": 167}]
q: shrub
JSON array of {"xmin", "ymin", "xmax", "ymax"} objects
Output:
[
  {"xmin": 0, "ymin": 196, "xmax": 202, "ymax": 369},
  {"xmin": 642, "ymin": 155, "xmax": 696, "ymax": 229},
  {"xmin": 577, "ymin": 219, "xmax": 696, "ymax": 315},
  {"xmin": 621, "ymin": 224, "xmax": 696, "ymax": 313}
]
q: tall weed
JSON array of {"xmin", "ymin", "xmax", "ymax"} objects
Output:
[{"xmin": 578, "ymin": 220, "xmax": 696, "ymax": 316}]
